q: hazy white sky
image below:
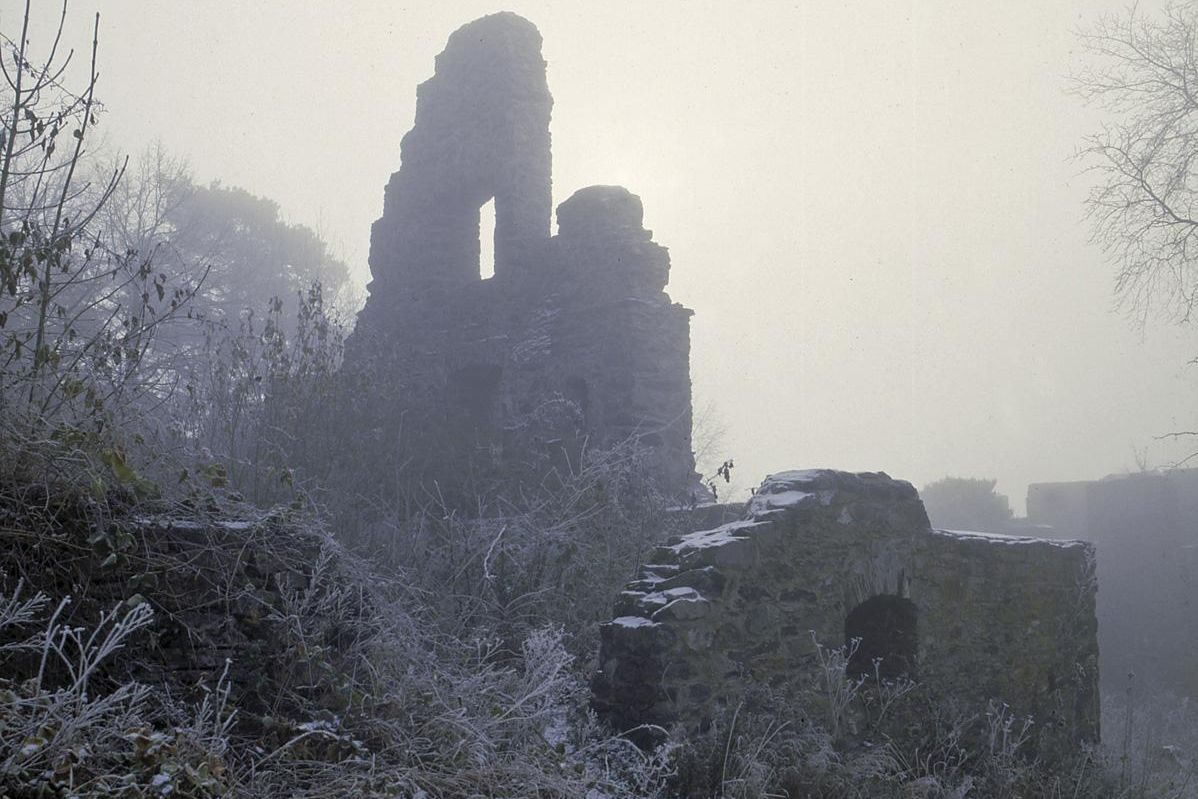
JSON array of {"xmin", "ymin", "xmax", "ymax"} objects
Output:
[{"xmin": 10, "ymin": 0, "xmax": 1195, "ymax": 510}]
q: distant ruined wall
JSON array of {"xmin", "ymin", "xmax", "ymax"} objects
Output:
[
  {"xmin": 1028, "ymin": 470, "xmax": 1198, "ymax": 696},
  {"xmin": 345, "ymin": 13, "xmax": 698, "ymax": 500},
  {"xmin": 593, "ymin": 470, "xmax": 1100, "ymax": 762}
]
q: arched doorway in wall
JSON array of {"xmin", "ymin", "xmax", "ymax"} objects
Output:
[{"xmin": 844, "ymin": 595, "xmax": 918, "ymax": 680}]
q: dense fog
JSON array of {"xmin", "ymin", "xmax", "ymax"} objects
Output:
[
  {"xmin": 1, "ymin": 2, "xmax": 1195, "ymax": 796},
  {"xmin": 9, "ymin": 0, "xmax": 1193, "ymax": 510}
]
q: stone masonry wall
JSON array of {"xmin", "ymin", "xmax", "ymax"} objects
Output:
[
  {"xmin": 344, "ymin": 14, "xmax": 699, "ymax": 500},
  {"xmin": 593, "ymin": 469, "xmax": 1100, "ymax": 761},
  {"xmin": 362, "ymin": 12, "xmax": 552, "ymax": 302},
  {"xmin": 98, "ymin": 516, "xmax": 327, "ymax": 701}
]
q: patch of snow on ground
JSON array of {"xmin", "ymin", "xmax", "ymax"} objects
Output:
[
  {"xmin": 934, "ymin": 528, "xmax": 1087, "ymax": 548},
  {"xmin": 136, "ymin": 516, "xmax": 203, "ymax": 531},
  {"xmin": 136, "ymin": 516, "xmax": 262, "ymax": 532},
  {"xmin": 611, "ymin": 615, "xmax": 658, "ymax": 628}
]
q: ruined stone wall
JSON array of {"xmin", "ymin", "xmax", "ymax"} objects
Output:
[
  {"xmin": 594, "ymin": 470, "xmax": 1100, "ymax": 761},
  {"xmin": 0, "ymin": 508, "xmax": 331, "ymax": 712},
  {"xmin": 361, "ymin": 12, "xmax": 552, "ymax": 306},
  {"xmin": 344, "ymin": 14, "xmax": 698, "ymax": 500}
]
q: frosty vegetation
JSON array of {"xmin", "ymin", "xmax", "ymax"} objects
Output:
[{"xmin": 0, "ymin": 2, "xmax": 1194, "ymax": 798}]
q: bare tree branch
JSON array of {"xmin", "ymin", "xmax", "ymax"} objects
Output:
[{"xmin": 1074, "ymin": 2, "xmax": 1198, "ymax": 326}]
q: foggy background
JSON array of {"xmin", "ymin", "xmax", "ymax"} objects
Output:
[{"xmin": 12, "ymin": 0, "xmax": 1194, "ymax": 512}]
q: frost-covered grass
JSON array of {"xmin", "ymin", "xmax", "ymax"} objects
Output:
[
  {"xmin": 0, "ymin": 582, "xmax": 234, "ymax": 797},
  {"xmin": 0, "ymin": 546, "xmax": 675, "ymax": 798},
  {"xmin": 1101, "ymin": 678, "xmax": 1198, "ymax": 799},
  {"xmin": 0, "ymin": 439, "xmax": 683, "ymax": 798},
  {"xmin": 2, "ymin": 418, "xmax": 1193, "ymax": 799},
  {"xmin": 663, "ymin": 639, "xmax": 1196, "ymax": 799},
  {"xmin": 2, "ymin": 453, "xmax": 1196, "ymax": 798}
]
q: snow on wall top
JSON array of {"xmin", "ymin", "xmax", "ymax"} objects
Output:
[
  {"xmin": 745, "ymin": 469, "xmax": 832, "ymax": 516},
  {"xmin": 667, "ymin": 519, "xmax": 764, "ymax": 554},
  {"xmin": 933, "ymin": 528, "xmax": 1089, "ymax": 549}
]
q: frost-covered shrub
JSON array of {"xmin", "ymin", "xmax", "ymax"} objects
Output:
[
  {"xmin": 0, "ymin": 583, "xmax": 234, "ymax": 798},
  {"xmin": 658, "ymin": 638, "xmax": 1146, "ymax": 799},
  {"xmin": 350, "ymin": 437, "xmax": 675, "ymax": 661},
  {"xmin": 0, "ymin": 458, "xmax": 676, "ymax": 799}
]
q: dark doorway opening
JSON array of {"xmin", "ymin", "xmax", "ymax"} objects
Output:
[{"xmin": 844, "ymin": 595, "xmax": 917, "ymax": 680}]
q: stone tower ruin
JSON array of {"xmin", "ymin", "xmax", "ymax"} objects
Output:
[{"xmin": 344, "ymin": 12, "xmax": 699, "ymax": 500}]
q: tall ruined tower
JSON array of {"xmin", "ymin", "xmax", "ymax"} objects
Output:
[
  {"xmin": 346, "ymin": 12, "xmax": 699, "ymax": 501},
  {"xmin": 357, "ymin": 12, "xmax": 552, "ymax": 312}
]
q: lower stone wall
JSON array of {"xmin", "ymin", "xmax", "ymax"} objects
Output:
[
  {"xmin": 5, "ymin": 509, "xmax": 334, "ymax": 711},
  {"xmin": 592, "ymin": 469, "xmax": 1099, "ymax": 761},
  {"xmin": 118, "ymin": 516, "xmax": 327, "ymax": 696}
]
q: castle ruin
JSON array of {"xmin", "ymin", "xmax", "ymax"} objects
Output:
[
  {"xmin": 344, "ymin": 12, "xmax": 699, "ymax": 500},
  {"xmin": 343, "ymin": 13, "xmax": 1103, "ymax": 759}
]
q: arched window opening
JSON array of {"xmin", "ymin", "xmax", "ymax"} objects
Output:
[
  {"xmin": 844, "ymin": 595, "xmax": 917, "ymax": 681},
  {"xmin": 479, "ymin": 197, "xmax": 496, "ymax": 279}
]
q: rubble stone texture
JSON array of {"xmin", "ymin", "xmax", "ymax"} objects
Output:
[
  {"xmin": 86, "ymin": 516, "xmax": 327, "ymax": 709},
  {"xmin": 344, "ymin": 12, "xmax": 698, "ymax": 498},
  {"xmin": 593, "ymin": 470, "xmax": 1101, "ymax": 761}
]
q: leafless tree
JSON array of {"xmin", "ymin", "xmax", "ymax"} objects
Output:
[{"xmin": 1074, "ymin": 2, "xmax": 1198, "ymax": 327}]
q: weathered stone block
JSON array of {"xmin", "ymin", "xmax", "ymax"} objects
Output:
[
  {"xmin": 656, "ymin": 566, "xmax": 726, "ymax": 596},
  {"xmin": 652, "ymin": 596, "xmax": 711, "ymax": 622}
]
